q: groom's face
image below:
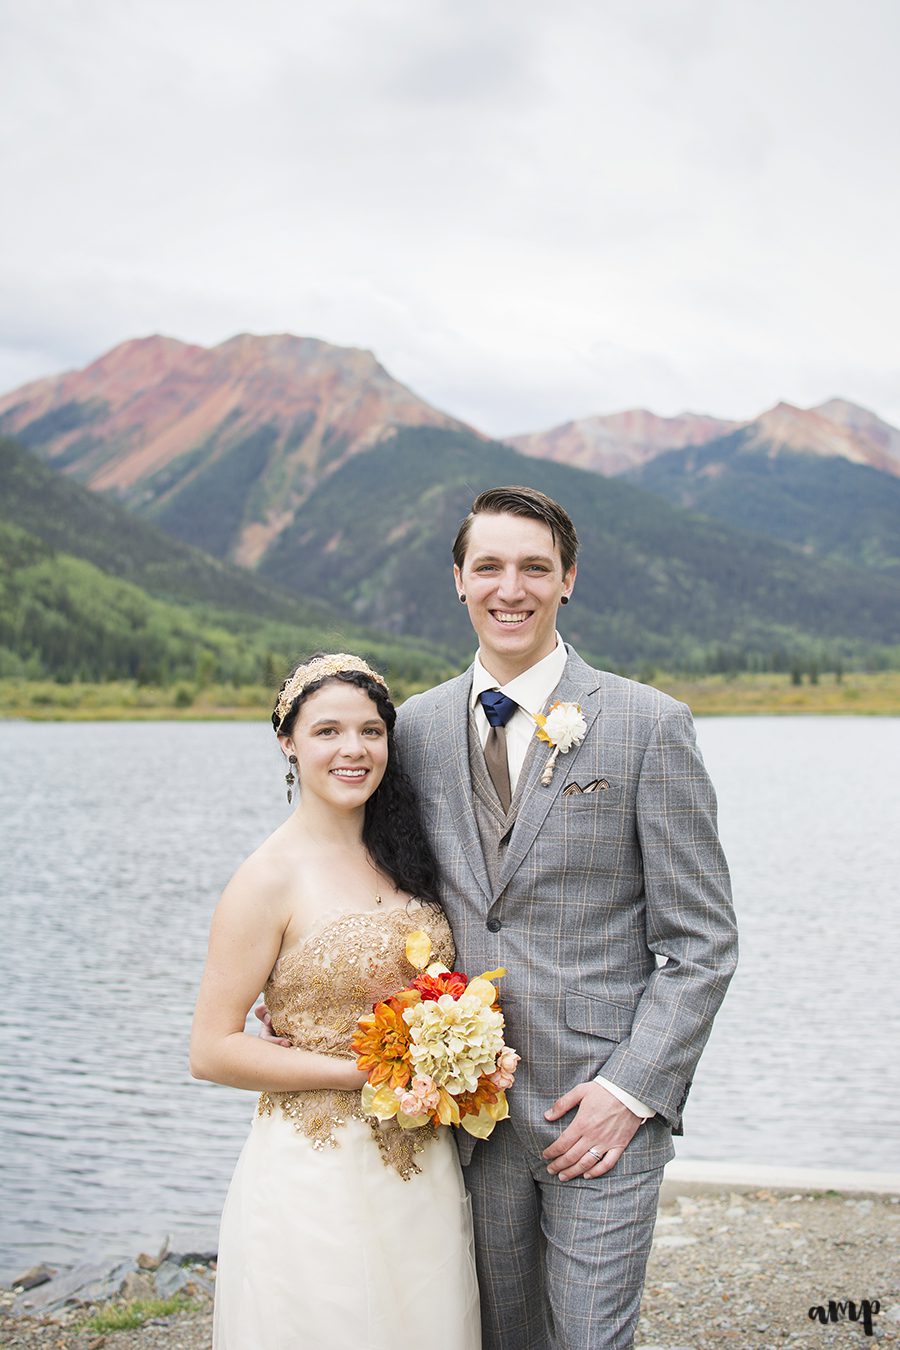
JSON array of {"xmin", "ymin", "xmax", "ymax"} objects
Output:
[{"xmin": 454, "ymin": 511, "xmax": 575, "ymax": 682}]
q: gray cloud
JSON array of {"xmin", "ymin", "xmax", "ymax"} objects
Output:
[{"xmin": 1, "ymin": 0, "xmax": 898, "ymax": 430}]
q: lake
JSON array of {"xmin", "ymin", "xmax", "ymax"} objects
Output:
[{"xmin": 1, "ymin": 716, "xmax": 898, "ymax": 1279}]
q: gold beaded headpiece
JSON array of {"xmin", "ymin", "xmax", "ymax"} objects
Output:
[{"xmin": 274, "ymin": 653, "xmax": 389, "ymax": 730}]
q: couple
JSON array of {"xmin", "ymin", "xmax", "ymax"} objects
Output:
[{"xmin": 191, "ymin": 485, "xmax": 738, "ymax": 1350}]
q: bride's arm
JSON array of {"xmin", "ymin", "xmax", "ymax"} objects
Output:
[{"xmin": 189, "ymin": 864, "xmax": 366, "ymax": 1093}]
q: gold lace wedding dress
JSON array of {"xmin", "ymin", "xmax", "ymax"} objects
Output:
[{"xmin": 213, "ymin": 906, "xmax": 481, "ymax": 1350}]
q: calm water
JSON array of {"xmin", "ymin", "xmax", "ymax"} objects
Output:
[{"xmin": 1, "ymin": 717, "xmax": 898, "ymax": 1278}]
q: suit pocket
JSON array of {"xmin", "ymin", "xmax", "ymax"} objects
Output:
[
  {"xmin": 560, "ymin": 784, "xmax": 621, "ymax": 809},
  {"xmin": 565, "ymin": 989, "xmax": 634, "ymax": 1041}
]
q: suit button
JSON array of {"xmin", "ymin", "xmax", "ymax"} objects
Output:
[{"xmin": 486, "ymin": 918, "xmax": 502, "ymax": 932}]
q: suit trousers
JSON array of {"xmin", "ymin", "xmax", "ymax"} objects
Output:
[{"xmin": 463, "ymin": 1124, "xmax": 663, "ymax": 1350}]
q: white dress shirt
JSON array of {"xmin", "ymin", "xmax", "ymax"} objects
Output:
[
  {"xmin": 470, "ymin": 637, "xmax": 569, "ymax": 795},
  {"xmin": 470, "ymin": 635, "xmax": 655, "ymax": 1123}
]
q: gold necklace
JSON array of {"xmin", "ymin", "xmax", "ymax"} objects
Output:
[{"xmin": 368, "ymin": 854, "xmax": 383, "ymax": 904}]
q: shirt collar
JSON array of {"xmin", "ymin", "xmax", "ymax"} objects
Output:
[{"xmin": 470, "ymin": 635, "xmax": 568, "ymax": 716}]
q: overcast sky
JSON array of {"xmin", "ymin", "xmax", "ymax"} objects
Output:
[{"xmin": 1, "ymin": 0, "xmax": 898, "ymax": 435}]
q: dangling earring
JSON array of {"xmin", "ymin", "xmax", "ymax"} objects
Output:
[
  {"xmin": 458, "ymin": 593, "xmax": 466, "ymax": 603},
  {"xmin": 285, "ymin": 753, "xmax": 298, "ymax": 803}
]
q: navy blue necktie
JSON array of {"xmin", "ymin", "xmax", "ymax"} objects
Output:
[
  {"xmin": 478, "ymin": 691, "xmax": 518, "ymax": 810},
  {"xmin": 479, "ymin": 690, "xmax": 518, "ymax": 728}
]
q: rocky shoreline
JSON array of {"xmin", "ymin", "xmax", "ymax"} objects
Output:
[
  {"xmin": 2, "ymin": 1185, "xmax": 898, "ymax": 1349},
  {"xmin": 0, "ymin": 1238, "xmax": 217, "ymax": 1350}
]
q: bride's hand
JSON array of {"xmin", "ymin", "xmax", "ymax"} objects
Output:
[
  {"xmin": 255, "ymin": 1009, "xmax": 366, "ymax": 1089},
  {"xmin": 254, "ymin": 1004, "xmax": 292, "ymax": 1047}
]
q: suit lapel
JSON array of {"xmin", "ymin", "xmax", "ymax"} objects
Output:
[
  {"xmin": 434, "ymin": 669, "xmax": 494, "ymax": 903},
  {"xmin": 496, "ymin": 651, "xmax": 603, "ymax": 896}
]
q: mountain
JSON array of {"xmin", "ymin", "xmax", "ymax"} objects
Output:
[
  {"xmin": 509, "ymin": 399, "xmax": 900, "ymax": 480},
  {"xmin": 509, "ymin": 398, "xmax": 900, "ymax": 576},
  {"xmin": 0, "ymin": 333, "xmax": 469, "ymax": 568},
  {"xmin": 625, "ymin": 422, "xmax": 900, "ymax": 576},
  {"xmin": 256, "ymin": 426, "xmax": 900, "ymax": 670},
  {"xmin": 812, "ymin": 399, "xmax": 900, "ymax": 473},
  {"xmin": 739, "ymin": 401, "xmax": 900, "ymax": 475},
  {"xmin": 507, "ymin": 410, "xmax": 738, "ymax": 475},
  {"xmin": 0, "ymin": 438, "xmax": 456, "ymax": 687},
  {"xmin": 2, "ymin": 335, "xmax": 898, "ymax": 671}
]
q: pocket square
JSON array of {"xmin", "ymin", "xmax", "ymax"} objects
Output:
[{"xmin": 563, "ymin": 778, "xmax": 610, "ymax": 796}]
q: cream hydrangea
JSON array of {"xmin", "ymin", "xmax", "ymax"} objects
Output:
[
  {"xmin": 542, "ymin": 701, "xmax": 587, "ymax": 752},
  {"xmin": 403, "ymin": 991, "xmax": 506, "ymax": 1096}
]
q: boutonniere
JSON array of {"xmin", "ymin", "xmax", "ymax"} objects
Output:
[{"xmin": 532, "ymin": 701, "xmax": 587, "ymax": 786}]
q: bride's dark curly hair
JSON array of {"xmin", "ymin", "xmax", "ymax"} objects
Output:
[{"xmin": 272, "ymin": 656, "xmax": 441, "ymax": 910}]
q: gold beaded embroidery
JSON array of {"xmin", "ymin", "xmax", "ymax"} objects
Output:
[
  {"xmin": 257, "ymin": 907, "xmax": 453, "ymax": 1180},
  {"xmin": 257, "ymin": 1088, "xmax": 435, "ymax": 1180}
]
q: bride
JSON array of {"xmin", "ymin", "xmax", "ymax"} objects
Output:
[{"xmin": 190, "ymin": 653, "xmax": 480, "ymax": 1350}]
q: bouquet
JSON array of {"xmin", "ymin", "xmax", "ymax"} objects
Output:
[{"xmin": 351, "ymin": 930, "xmax": 520, "ymax": 1139}]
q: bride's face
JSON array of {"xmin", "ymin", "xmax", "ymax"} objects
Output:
[{"xmin": 280, "ymin": 681, "xmax": 389, "ymax": 809}]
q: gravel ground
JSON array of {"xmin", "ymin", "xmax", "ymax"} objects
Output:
[
  {"xmin": 637, "ymin": 1188, "xmax": 899, "ymax": 1348},
  {"xmin": 0, "ymin": 1300, "xmax": 214, "ymax": 1350},
  {"xmin": 2, "ymin": 1187, "xmax": 898, "ymax": 1349}
]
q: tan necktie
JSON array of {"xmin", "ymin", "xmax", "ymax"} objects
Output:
[{"xmin": 478, "ymin": 690, "xmax": 518, "ymax": 812}]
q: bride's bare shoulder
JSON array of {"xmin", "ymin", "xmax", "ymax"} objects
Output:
[{"xmin": 220, "ymin": 824, "xmax": 305, "ymax": 912}]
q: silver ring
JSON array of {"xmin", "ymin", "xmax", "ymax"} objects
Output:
[{"xmin": 588, "ymin": 1146, "xmax": 603, "ymax": 1160}]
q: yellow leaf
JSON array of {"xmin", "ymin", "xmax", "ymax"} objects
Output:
[
  {"xmin": 425, "ymin": 961, "xmax": 450, "ymax": 976},
  {"xmin": 392, "ymin": 987, "xmax": 421, "ymax": 1009},
  {"xmin": 486, "ymin": 1092, "xmax": 510, "ymax": 1122},
  {"xmin": 460, "ymin": 1104, "xmax": 500, "ymax": 1139},
  {"xmin": 532, "ymin": 711, "xmax": 554, "ymax": 745},
  {"xmin": 362, "ymin": 1083, "xmax": 401, "ymax": 1120},
  {"xmin": 477, "ymin": 967, "xmax": 507, "ymax": 983},
  {"xmin": 405, "ymin": 930, "xmax": 432, "ymax": 970},
  {"xmin": 463, "ymin": 977, "xmax": 497, "ymax": 1007},
  {"xmin": 436, "ymin": 1088, "xmax": 461, "ymax": 1127},
  {"xmin": 396, "ymin": 1109, "xmax": 431, "ymax": 1129}
]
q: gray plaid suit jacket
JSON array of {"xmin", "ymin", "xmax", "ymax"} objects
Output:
[{"xmin": 395, "ymin": 647, "xmax": 737, "ymax": 1172}]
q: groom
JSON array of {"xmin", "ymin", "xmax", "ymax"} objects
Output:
[{"xmin": 394, "ymin": 485, "xmax": 737, "ymax": 1350}]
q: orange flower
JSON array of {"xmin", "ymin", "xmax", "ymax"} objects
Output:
[
  {"xmin": 352, "ymin": 997, "xmax": 412, "ymax": 1089},
  {"xmin": 455, "ymin": 1072, "xmax": 503, "ymax": 1118},
  {"xmin": 411, "ymin": 970, "xmax": 469, "ymax": 1002},
  {"xmin": 455, "ymin": 1072, "xmax": 511, "ymax": 1138}
]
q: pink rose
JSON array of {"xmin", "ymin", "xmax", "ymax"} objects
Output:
[
  {"xmin": 489, "ymin": 1047, "xmax": 520, "ymax": 1090},
  {"xmin": 395, "ymin": 1073, "xmax": 441, "ymax": 1115}
]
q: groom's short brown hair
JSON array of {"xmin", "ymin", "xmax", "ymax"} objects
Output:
[{"xmin": 452, "ymin": 485, "xmax": 579, "ymax": 576}]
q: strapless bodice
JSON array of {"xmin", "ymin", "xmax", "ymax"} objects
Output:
[
  {"xmin": 264, "ymin": 906, "xmax": 455, "ymax": 1056},
  {"xmin": 257, "ymin": 904, "xmax": 455, "ymax": 1178}
]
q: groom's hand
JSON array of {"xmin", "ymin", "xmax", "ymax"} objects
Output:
[
  {"xmin": 253, "ymin": 1004, "xmax": 292, "ymax": 1047},
  {"xmin": 543, "ymin": 1081, "xmax": 642, "ymax": 1180}
]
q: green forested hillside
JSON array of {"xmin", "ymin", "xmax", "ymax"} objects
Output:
[
  {"xmin": 258, "ymin": 427, "xmax": 900, "ymax": 670},
  {"xmin": 625, "ymin": 430, "xmax": 900, "ymax": 576},
  {"xmin": 0, "ymin": 437, "xmax": 320, "ymax": 618},
  {"xmin": 0, "ymin": 517, "xmax": 455, "ymax": 687},
  {"xmin": 0, "ymin": 440, "xmax": 456, "ymax": 687},
  {"xmin": 5, "ymin": 427, "xmax": 899, "ymax": 684},
  {"xmin": 1, "ymin": 519, "xmax": 252, "ymax": 682}
]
